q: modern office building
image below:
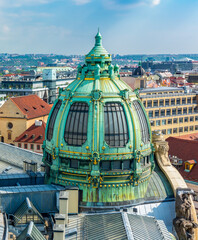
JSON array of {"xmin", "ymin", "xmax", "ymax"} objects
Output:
[{"xmin": 139, "ymin": 87, "xmax": 198, "ymax": 138}]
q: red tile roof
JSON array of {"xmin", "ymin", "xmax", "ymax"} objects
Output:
[
  {"xmin": 178, "ymin": 162, "xmax": 198, "ymax": 182},
  {"xmin": 167, "ymin": 136, "xmax": 198, "ymax": 162},
  {"xmin": 10, "ymin": 95, "xmax": 51, "ymax": 119},
  {"xmin": 167, "ymin": 135, "xmax": 198, "ymax": 182},
  {"xmin": 15, "ymin": 120, "xmax": 46, "ymax": 144}
]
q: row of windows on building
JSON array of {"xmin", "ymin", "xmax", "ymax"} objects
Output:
[
  {"xmin": 148, "ymin": 106, "xmax": 198, "ymax": 118},
  {"xmin": 47, "ymin": 100, "xmax": 150, "ymax": 147},
  {"xmin": 18, "ymin": 142, "xmax": 41, "ymax": 151},
  {"xmin": 150, "ymin": 116, "xmax": 198, "ymax": 126},
  {"xmin": 59, "ymin": 156, "xmax": 150, "ymax": 170},
  {"xmin": 143, "ymin": 96, "xmax": 197, "ymax": 108},
  {"xmin": 152, "ymin": 125, "xmax": 198, "ymax": 135}
]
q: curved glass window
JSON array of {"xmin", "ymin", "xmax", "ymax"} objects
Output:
[
  {"xmin": 104, "ymin": 102, "xmax": 129, "ymax": 147},
  {"xmin": 47, "ymin": 100, "xmax": 62, "ymax": 141},
  {"xmin": 133, "ymin": 100, "xmax": 150, "ymax": 143},
  {"xmin": 64, "ymin": 102, "xmax": 89, "ymax": 146}
]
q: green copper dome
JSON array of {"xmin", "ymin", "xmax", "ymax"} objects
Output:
[{"xmin": 43, "ymin": 31, "xmax": 155, "ymax": 210}]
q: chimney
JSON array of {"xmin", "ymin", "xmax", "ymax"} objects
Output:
[
  {"xmin": 53, "ymin": 224, "xmax": 65, "ymax": 240},
  {"xmin": 35, "ymin": 120, "xmax": 42, "ymax": 126},
  {"xmin": 55, "ymin": 214, "xmax": 66, "ymax": 226},
  {"xmin": 30, "ymin": 161, "xmax": 37, "ymax": 172},
  {"xmin": 41, "ymin": 164, "xmax": 46, "ymax": 172},
  {"xmin": 23, "ymin": 160, "xmax": 28, "ymax": 172},
  {"xmin": 59, "ymin": 191, "xmax": 69, "ymax": 225}
]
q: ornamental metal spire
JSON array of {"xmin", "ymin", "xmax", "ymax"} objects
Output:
[{"xmin": 95, "ymin": 28, "xmax": 102, "ymax": 46}]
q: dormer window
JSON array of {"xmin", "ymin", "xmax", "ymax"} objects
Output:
[{"xmin": 184, "ymin": 160, "xmax": 196, "ymax": 172}]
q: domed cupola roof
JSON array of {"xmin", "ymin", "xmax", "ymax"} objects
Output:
[
  {"xmin": 43, "ymin": 31, "xmax": 155, "ymax": 210},
  {"xmin": 133, "ymin": 62, "xmax": 146, "ymax": 77}
]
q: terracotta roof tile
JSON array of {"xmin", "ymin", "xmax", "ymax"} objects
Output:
[
  {"xmin": 15, "ymin": 120, "xmax": 46, "ymax": 144},
  {"xmin": 167, "ymin": 136, "xmax": 198, "ymax": 183},
  {"xmin": 10, "ymin": 95, "xmax": 51, "ymax": 119}
]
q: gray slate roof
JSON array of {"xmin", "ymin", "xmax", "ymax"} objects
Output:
[
  {"xmin": 66, "ymin": 212, "xmax": 174, "ymax": 240},
  {"xmin": 16, "ymin": 221, "xmax": 46, "ymax": 240}
]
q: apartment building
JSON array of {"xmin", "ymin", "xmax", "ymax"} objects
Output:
[{"xmin": 139, "ymin": 87, "xmax": 198, "ymax": 138}]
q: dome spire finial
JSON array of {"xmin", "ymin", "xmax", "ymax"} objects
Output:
[{"xmin": 95, "ymin": 28, "xmax": 102, "ymax": 46}]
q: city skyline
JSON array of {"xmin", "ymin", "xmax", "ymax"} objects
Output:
[{"xmin": 0, "ymin": 0, "xmax": 198, "ymax": 55}]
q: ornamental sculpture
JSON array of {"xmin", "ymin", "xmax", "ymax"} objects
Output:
[{"xmin": 173, "ymin": 188, "xmax": 198, "ymax": 240}]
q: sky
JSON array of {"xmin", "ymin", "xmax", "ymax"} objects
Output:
[{"xmin": 1, "ymin": 0, "xmax": 198, "ymax": 55}]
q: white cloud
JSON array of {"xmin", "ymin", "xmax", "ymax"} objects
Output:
[
  {"xmin": 152, "ymin": 0, "xmax": 160, "ymax": 6},
  {"xmin": 2, "ymin": 25, "xmax": 10, "ymax": 34},
  {"xmin": 72, "ymin": 0, "xmax": 91, "ymax": 5}
]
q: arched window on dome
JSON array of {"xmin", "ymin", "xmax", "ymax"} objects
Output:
[
  {"xmin": 104, "ymin": 102, "xmax": 129, "ymax": 147},
  {"xmin": 64, "ymin": 102, "xmax": 89, "ymax": 146},
  {"xmin": 47, "ymin": 100, "xmax": 62, "ymax": 141},
  {"xmin": 133, "ymin": 100, "xmax": 150, "ymax": 143}
]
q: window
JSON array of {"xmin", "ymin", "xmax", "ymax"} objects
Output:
[
  {"xmin": 196, "ymin": 116, "xmax": 198, "ymax": 121},
  {"xmin": 179, "ymin": 117, "xmax": 183, "ymax": 123},
  {"xmin": 195, "ymin": 125, "xmax": 198, "ymax": 130},
  {"xmin": 37, "ymin": 145, "xmax": 40, "ymax": 150},
  {"xmin": 165, "ymin": 99, "xmax": 169, "ymax": 106},
  {"xmin": 149, "ymin": 111, "xmax": 153, "ymax": 118},
  {"xmin": 193, "ymin": 97, "xmax": 197, "ymax": 104},
  {"xmin": 184, "ymin": 117, "xmax": 188, "ymax": 122},
  {"xmin": 7, "ymin": 122, "xmax": 13, "ymax": 129},
  {"xmin": 176, "ymin": 98, "xmax": 180, "ymax": 105},
  {"xmin": 159, "ymin": 100, "xmax": 164, "ymax": 107},
  {"xmin": 24, "ymin": 144, "xmax": 27, "ymax": 149},
  {"xmin": 147, "ymin": 100, "xmax": 152, "ymax": 107},
  {"xmin": 187, "ymin": 98, "xmax": 191, "ymax": 104},
  {"xmin": 8, "ymin": 132, "xmax": 11, "ymax": 140},
  {"xmin": 18, "ymin": 143, "xmax": 21, "ymax": 148},
  {"xmin": 153, "ymin": 100, "xmax": 158, "ymax": 107},
  {"xmin": 162, "ymin": 120, "xmax": 166, "ymax": 125},
  {"xmin": 143, "ymin": 101, "xmax": 146, "ymax": 107},
  {"xmin": 171, "ymin": 99, "xmax": 175, "ymax": 105},
  {"xmin": 182, "ymin": 98, "xmax": 186, "ymax": 104},
  {"xmin": 155, "ymin": 110, "xmax": 159, "ymax": 117},
  {"xmin": 166, "ymin": 109, "xmax": 171, "ymax": 116},
  {"xmin": 104, "ymin": 102, "xmax": 129, "ymax": 147},
  {"xmin": 161, "ymin": 110, "xmax": 165, "ymax": 117},
  {"xmin": 190, "ymin": 117, "xmax": 194, "ymax": 122},
  {"xmin": 172, "ymin": 109, "xmax": 176, "ymax": 115},
  {"xmin": 183, "ymin": 108, "xmax": 187, "ymax": 114},
  {"xmin": 189, "ymin": 107, "xmax": 192, "ymax": 114},
  {"xmin": 190, "ymin": 126, "xmax": 194, "ymax": 131},
  {"xmin": 101, "ymin": 161, "xmax": 111, "ymax": 171},
  {"xmin": 167, "ymin": 129, "xmax": 172, "ymax": 134},
  {"xmin": 162, "ymin": 129, "xmax": 166, "ymax": 135},
  {"xmin": 133, "ymin": 101, "xmax": 150, "ymax": 143},
  {"xmin": 30, "ymin": 144, "xmax": 34, "ymax": 150},
  {"xmin": 123, "ymin": 160, "xmax": 131, "ymax": 170},
  {"xmin": 47, "ymin": 100, "xmax": 62, "ymax": 141},
  {"xmin": 70, "ymin": 160, "xmax": 78, "ymax": 169},
  {"xmin": 173, "ymin": 128, "xmax": 177, "ymax": 133},
  {"xmin": 150, "ymin": 121, "xmax": 154, "ymax": 126},
  {"xmin": 179, "ymin": 127, "xmax": 183, "ymax": 133},
  {"xmin": 168, "ymin": 119, "xmax": 172, "ymax": 124},
  {"xmin": 112, "ymin": 161, "xmax": 121, "ymax": 170},
  {"xmin": 79, "ymin": 160, "xmax": 89, "ymax": 170},
  {"xmin": 178, "ymin": 108, "xmax": 182, "ymax": 115},
  {"xmin": 156, "ymin": 120, "xmax": 160, "ymax": 126},
  {"xmin": 64, "ymin": 102, "xmax": 89, "ymax": 146},
  {"xmin": 184, "ymin": 127, "xmax": 188, "ymax": 132}
]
